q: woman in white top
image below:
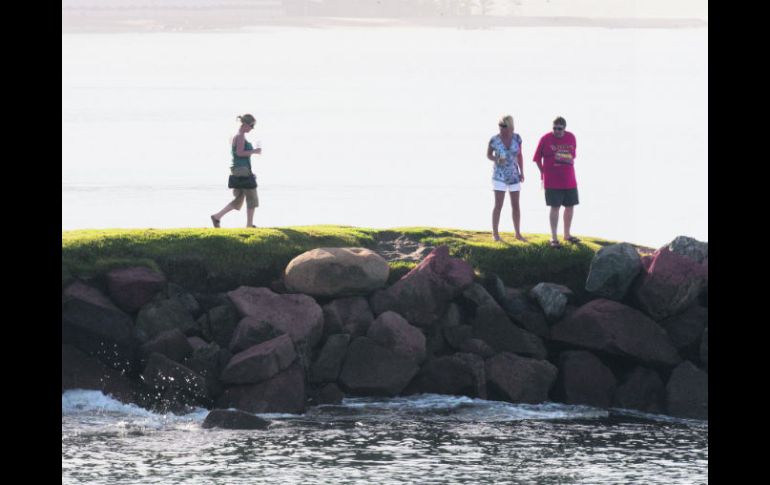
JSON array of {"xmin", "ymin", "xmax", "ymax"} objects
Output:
[{"xmin": 487, "ymin": 114, "xmax": 527, "ymax": 242}]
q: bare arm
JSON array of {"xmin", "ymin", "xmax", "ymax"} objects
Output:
[
  {"xmin": 517, "ymin": 151, "xmax": 525, "ymax": 182},
  {"xmin": 234, "ymin": 133, "xmax": 261, "ymax": 157},
  {"xmin": 487, "ymin": 143, "xmax": 497, "ymax": 162}
]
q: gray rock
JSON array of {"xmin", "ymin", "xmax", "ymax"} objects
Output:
[
  {"xmin": 310, "ymin": 334, "xmax": 350, "ymax": 384},
  {"xmin": 668, "ymin": 236, "xmax": 708, "ymax": 264},
  {"xmin": 217, "ymin": 362, "xmax": 306, "ymax": 414},
  {"xmin": 666, "ymin": 361, "xmax": 708, "ymax": 420},
  {"xmin": 139, "ymin": 328, "xmax": 194, "ymax": 364},
  {"xmin": 322, "ymin": 297, "xmax": 374, "ymax": 338},
  {"xmin": 135, "ymin": 298, "xmax": 197, "ymax": 343},
  {"xmin": 202, "ymin": 409, "xmax": 270, "ymax": 430},
  {"xmin": 228, "ymin": 317, "xmax": 281, "ymax": 354},
  {"xmin": 406, "ymin": 353, "xmax": 487, "ymax": 399},
  {"xmin": 529, "ymin": 283, "xmax": 573, "ymax": 322},
  {"xmin": 585, "ymin": 243, "xmax": 642, "ymax": 301},
  {"xmin": 106, "ymin": 266, "xmax": 167, "ymax": 313}
]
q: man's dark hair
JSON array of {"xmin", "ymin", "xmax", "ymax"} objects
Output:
[{"xmin": 553, "ymin": 116, "xmax": 567, "ymax": 127}]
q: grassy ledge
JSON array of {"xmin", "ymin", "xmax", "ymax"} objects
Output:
[{"xmin": 62, "ymin": 226, "xmax": 625, "ymax": 295}]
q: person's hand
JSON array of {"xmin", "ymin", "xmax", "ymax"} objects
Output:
[
  {"xmin": 520, "ymin": 173, "xmax": 525, "ymax": 182},
  {"xmin": 254, "ymin": 148, "xmax": 262, "ymax": 155}
]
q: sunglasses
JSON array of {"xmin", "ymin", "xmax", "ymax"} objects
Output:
[
  {"xmin": 248, "ymin": 122, "xmax": 255, "ymax": 128},
  {"xmin": 553, "ymin": 126, "xmax": 565, "ymax": 131},
  {"xmin": 498, "ymin": 124, "xmax": 508, "ymax": 128}
]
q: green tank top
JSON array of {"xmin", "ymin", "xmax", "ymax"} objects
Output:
[{"xmin": 231, "ymin": 140, "xmax": 253, "ymax": 170}]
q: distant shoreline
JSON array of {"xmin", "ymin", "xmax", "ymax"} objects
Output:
[{"xmin": 62, "ymin": 11, "xmax": 707, "ymax": 34}]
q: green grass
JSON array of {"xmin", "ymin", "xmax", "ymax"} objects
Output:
[{"xmin": 62, "ymin": 226, "xmax": 622, "ymax": 295}]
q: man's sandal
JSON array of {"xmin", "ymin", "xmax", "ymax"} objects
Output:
[{"xmin": 564, "ymin": 236, "xmax": 581, "ymax": 243}]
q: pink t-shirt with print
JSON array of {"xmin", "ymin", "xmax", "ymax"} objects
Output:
[{"xmin": 532, "ymin": 131, "xmax": 577, "ymax": 189}]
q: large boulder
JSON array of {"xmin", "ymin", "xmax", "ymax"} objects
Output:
[
  {"xmin": 139, "ymin": 328, "xmax": 194, "ymax": 364},
  {"xmin": 106, "ymin": 266, "xmax": 167, "ymax": 313},
  {"xmin": 613, "ymin": 366, "xmax": 665, "ymax": 414},
  {"xmin": 485, "ymin": 352, "xmax": 558, "ymax": 404},
  {"xmin": 198, "ymin": 304, "xmax": 240, "ymax": 349},
  {"xmin": 228, "ymin": 317, "xmax": 282, "ymax": 354},
  {"xmin": 585, "ymin": 243, "xmax": 642, "ymax": 301},
  {"xmin": 461, "ymin": 284, "xmax": 547, "ymax": 359},
  {"xmin": 370, "ymin": 245, "xmax": 474, "ymax": 328},
  {"xmin": 220, "ymin": 334, "xmax": 297, "ymax": 385},
  {"xmin": 660, "ymin": 306, "xmax": 708, "ymax": 357},
  {"xmin": 135, "ymin": 298, "xmax": 197, "ymax": 343},
  {"xmin": 202, "ymin": 409, "xmax": 270, "ymax": 430},
  {"xmin": 557, "ymin": 350, "xmax": 617, "ymax": 408},
  {"xmin": 338, "ymin": 337, "xmax": 420, "ymax": 396},
  {"xmin": 666, "ymin": 361, "xmax": 708, "ymax": 420},
  {"xmin": 310, "ymin": 334, "xmax": 350, "ymax": 384},
  {"xmin": 62, "ymin": 344, "xmax": 136, "ymax": 404},
  {"xmin": 322, "ymin": 297, "xmax": 374, "ymax": 338},
  {"xmin": 632, "ymin": 248, "xmax": 708, "ymax": 321},
  {"xmin": 483, "ymin": 276, "xmax": 549, "ymax": 336},
  {"xmin": 366, "ymin": 311, "xmax": 427, "ymax": 364},
  {"xmin": 216, "ymin": 361, "xmax": 306, "ymax": 414},
  {"xmin": 529, "ymin": 283, "xmax": 573, "ymax": 322},
  {"xmin": 405, "ymin": 353, "xmax": 487, "ymax": 398},
  {"xmin": 61, "ymin": 281, "xmax": 135, "ymax": 371},
  {"xmin": 551, "ymin": 299, "xmax": 681, "ymax": 368},
  {"xmin": 284, "ymin": 247, "xmax": 389, "ymax": 297},
  {"xmin": 142, "ymin": 352, "xmax": 209, "ymax": 410},
  {"xmin": 227, "ymin": 287, "xmax": 324, "ymax": 352},
  {"xmin": 183, "ymin": 342, "xmax": 231, "ymax": 401},
  {"xmin": 667, "ymin": 236, "xmax": 708, "ymax": 264}
]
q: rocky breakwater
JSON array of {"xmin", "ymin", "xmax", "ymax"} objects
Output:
[{"xmin": 62, "ymin": 236, "xmax": 708, "ymax": 428}]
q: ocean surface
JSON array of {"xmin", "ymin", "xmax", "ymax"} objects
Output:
[
  {"xmin": 62, "ymin": 25, "xmax": 707, "ymax": 249},
  {"xmin": 62, "ymin": 390, "xmax": 707, "ymax": 485}
]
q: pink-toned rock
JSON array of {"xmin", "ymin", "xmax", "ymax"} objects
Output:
[
  {"xmin": 405, "ymin": 353, "xmax": 487, "ymax": 399},
  {"xmin": 228, "ymin": 316, "xmax": 281, "ymax": 354},
  {"xmin": 322, "ymin": 297, "xmax": 374, "ymax": 338},
  {"xmin": 220, "ymin": 334, "xmax": 297, "ymax": 385},
  {"xmin": 632, "ymin": 248, "xmax": 708, "ymax": 321},
  {"xmin": 106, "ymin": 266, "xmax": 167, "ymax": 313},
  {"xmin": 187, "ymin": 336, "xmax": 208, "ymax": 351},
  {"xmin": 614, "ymin": 366, "xmax": 665, "ymax": 414},
  {"xmin": 62, "ymin": 281, "xmax": 134, "ymax": 371},
  {"xmin": 370, "ymin": 246, "xmax": 474, "ymax": 328},
  {"xmin": 366, "ymin": 311, "xmax": 426, "ymax": 364},
  {"xmin": 338, "ymin": 337, "xmax": 420, "ymax": 396},
  {"xmin": 139, "ymin": 328, "xmax": 194, "ymax": 364},
  {"xmin": 62, "ymin": 344, "xmax": 136, "ymax": 404},
  {"xmin": 485, "ymin": 352, "xmax": 557, "ymax": 404},
  {"xmin": 551, "ymin": 299, "xmax": 681, "ymax": 368},
  {"xmin": 557, "ymin": 350, "xmax": 617, "ymax": 408},
  {"xmin": 226, "ymin": 287, "xmax": 324, "ymax": 349},
  {"xmin": 216, "ymin": 362, "xmax": 306, "ymax": 414}
]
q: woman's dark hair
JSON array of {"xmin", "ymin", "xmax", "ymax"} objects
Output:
[
  {"xmin": 553, "ymin": 116, "xmax": 567, "ymax": 127},
  {"xmin": 238, "ymin": 114, "xmax": 256, "ymax": 125}
]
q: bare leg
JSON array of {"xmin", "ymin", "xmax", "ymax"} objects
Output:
[
  {"xmin": 246, "ymin": 207, "xmax": 256, "ymax": 227},
  {"xmin": 492, "ymin": 191, "xmax": 505, "ymax": 240},
  {"xmin": 563, "ymin": 206, "xmax": 574, "ymax": 239},
  {"xmin": 509, "ymin": 191, "xmax": 526, "ymax": 241},
  {"xmin": 549, "ymin": 206, "xmax": 560, "ymax": 242},
  {"xmin": 212, "ymin": 202, "xmax": 236, "ymax": 222}
]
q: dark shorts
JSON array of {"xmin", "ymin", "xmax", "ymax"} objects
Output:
[{"xmin": 545, "ymin": 188, "xmax": 579, "ymax": 207}]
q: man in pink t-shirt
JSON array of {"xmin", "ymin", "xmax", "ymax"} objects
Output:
[{"xmin": 532, "ymin": 116, "xmax": 580, "ymax": 248}]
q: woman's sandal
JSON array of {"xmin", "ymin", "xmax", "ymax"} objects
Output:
[
  {"xmin": 549, "ymin": 240, "xmax": 562, "ymax": 249},
  {"xmin": 210, "ymin": 215, "xmax": 221, "ymax": 228},
  {"xmin": 564, "ymin": 236, "xmax": 581, "ymax": 243}
]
